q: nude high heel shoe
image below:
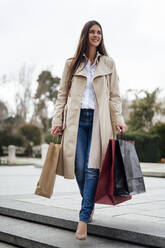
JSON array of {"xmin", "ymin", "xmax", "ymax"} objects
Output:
[
  {"xmin": 75, "ymin": 221, "xmax": 87, "ymax": 240},
  {"xmin": 75, "ymin": 232, "xmax": 87, "ymax": 240}
]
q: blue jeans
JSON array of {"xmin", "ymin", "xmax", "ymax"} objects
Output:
[{"xmin": 75, "ymin": 108, "xmax": 100, "ymax": 223}]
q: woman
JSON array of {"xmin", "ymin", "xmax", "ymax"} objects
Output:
[{"xmin": 51, "ymin": 20, "xmax": 126, "ymax": 240}]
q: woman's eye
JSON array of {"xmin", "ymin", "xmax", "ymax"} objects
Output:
[{"xmin": 89, "ymin": 30, "xmax": 102, "ymax": 35}]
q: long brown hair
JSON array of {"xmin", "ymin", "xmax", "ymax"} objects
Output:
[{"xmin": 66, "ymin": 20, "xmax": 109, "ymax": 91}]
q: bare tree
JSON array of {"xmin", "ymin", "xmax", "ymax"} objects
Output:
[
  {"xmin": 15, "ymin": 64, "xmax": 35, "ymax": 122},
  {"xmin": 32, "ymin": 71, "xmax": 59, "ymax": 126},
  {"xmin": 0, "ymin": 101, "xmax": 8, "ymax": 121},
  {"xmin": 121, "ymin": 89, "xmax": 132, "ymax": 122}
]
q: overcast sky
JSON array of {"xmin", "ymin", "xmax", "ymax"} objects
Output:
[{"xmin": 0, "ymin": 0, "xmax": 165, "ymax": 115}]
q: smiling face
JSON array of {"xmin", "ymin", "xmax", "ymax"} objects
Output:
[{"xmin": 88, "ymin": 24, "xmax": 102, "ymax": 48}]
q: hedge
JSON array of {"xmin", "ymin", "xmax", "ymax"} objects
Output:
[
  {"xmin": 0, "ymin": 131, "xmax": 24, "ymax": 155},
  {"xmin": 150, "ymin": 122, "xmax": 165, "ymax": 158},
  {"xmin": 122, "ymin": 131, "xmax": 161, "ymax": 162}
]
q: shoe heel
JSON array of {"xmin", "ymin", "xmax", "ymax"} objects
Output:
[{"xmin": 75, "ymin": 232, "xmax": 87, "ymax": 240}]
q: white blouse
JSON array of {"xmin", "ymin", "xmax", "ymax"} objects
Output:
[{"xmin": 80, "ymin": 52, "xmax": 100, "ymax": 110}]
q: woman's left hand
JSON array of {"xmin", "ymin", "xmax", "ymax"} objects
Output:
[{"xmin": 116, "ymin": 124, "xmax": 127, "ymax": 134}]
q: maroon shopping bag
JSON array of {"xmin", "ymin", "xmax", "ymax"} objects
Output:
[{"xmin": 94, "ymin": 139, "xmax": 132, "ymax": 205}]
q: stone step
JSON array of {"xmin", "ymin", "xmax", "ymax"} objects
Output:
[
  {"xmin": 0, "ymin": 241, "xmax": 19, "ymax": 248},
  {"xmin": 0, "ymin": 215, "xmax": 146, "ymax": 248},
  {"xmin": 0, "ymin": 196, "xmax": 164, "ymax": 247}
]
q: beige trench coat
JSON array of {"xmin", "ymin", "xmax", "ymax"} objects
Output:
[{"xmin": 51, "ymin": 52, "xmax": 125, "ymax": 179}]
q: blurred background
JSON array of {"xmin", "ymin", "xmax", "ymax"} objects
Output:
[{"xmin": 0, "ymin": 0, "xmax": 165, "ymax": 163}]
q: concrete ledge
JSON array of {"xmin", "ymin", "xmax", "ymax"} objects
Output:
[
  {"xmin": 142, "ymin": 171, "xmax": 165, "ymax": 178},
  {"xmin": 0, "ymin": 231, "xmax": 41, "ymax": 248},
  {"xmin": 141, "ymin": 163, "xmax": 165, "ymax": 178},
  {"xmin": 0, "ymin": 196, "xmax": 164, "ymax": 247}
]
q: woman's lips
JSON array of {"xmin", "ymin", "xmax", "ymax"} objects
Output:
[{"xmin": 92, "ymin": 39, "xmax": 99, "ymax": 42}]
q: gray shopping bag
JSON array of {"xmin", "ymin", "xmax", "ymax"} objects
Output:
[{"xmin": 118, "ymin": 139, "xmax": 146, "ymax": 195}]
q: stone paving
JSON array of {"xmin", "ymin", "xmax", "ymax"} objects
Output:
[
  {"xmin": 0, "ymin": 165, "xmax": 165, "ymax": 226},
  {"xmin": 1, "ymin": 156, "xmax": 165, "ymax": 176}
]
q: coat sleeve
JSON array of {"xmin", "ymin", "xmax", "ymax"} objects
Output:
[
  {"xmin": 109, "ymin": 58, "xmax": 125, "ymax": 127},
  {"xmin": 51, "ymin": 59, "xmax": 70, "ymax": 128}
]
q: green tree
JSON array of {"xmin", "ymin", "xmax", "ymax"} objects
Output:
[
  {"xmin": 18, "ymin": 124, "xmax": 41, "ymax": 156},
  {"xmin": 127, "ymin": 88, "xmax": 165, "ymax": 131},
  {"xmin": 19, "ymin": 124, "xmax": 41, "ymax": 145}
]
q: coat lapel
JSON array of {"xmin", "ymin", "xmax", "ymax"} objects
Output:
[
  {"xmin": 93, "ymin": 57, "xmax": 112, "ymax": 80},
  {"xmin": 73, "ymin": 53, "xmax": 113, "ymax": 80}
]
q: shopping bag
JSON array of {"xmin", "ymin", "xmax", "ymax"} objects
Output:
[
  {"xmin": 94, "ymin": 139, "xmax": 132, "ymax": 205},
  {"xmin": 114, "ymin": 140, "xmax": 130, "ymax": 196},
  {"xmin": 118, "ymin": 138, "xmax": 146, "ymax": 195},
  {"xmin": 34, "ymin": 135, "xmax": 62, "ymax": 198}
]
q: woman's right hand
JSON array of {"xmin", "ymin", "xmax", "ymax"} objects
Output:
[{"xmin": 51, "ymin": 126, "xmax": 63, "ymax": 136}]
